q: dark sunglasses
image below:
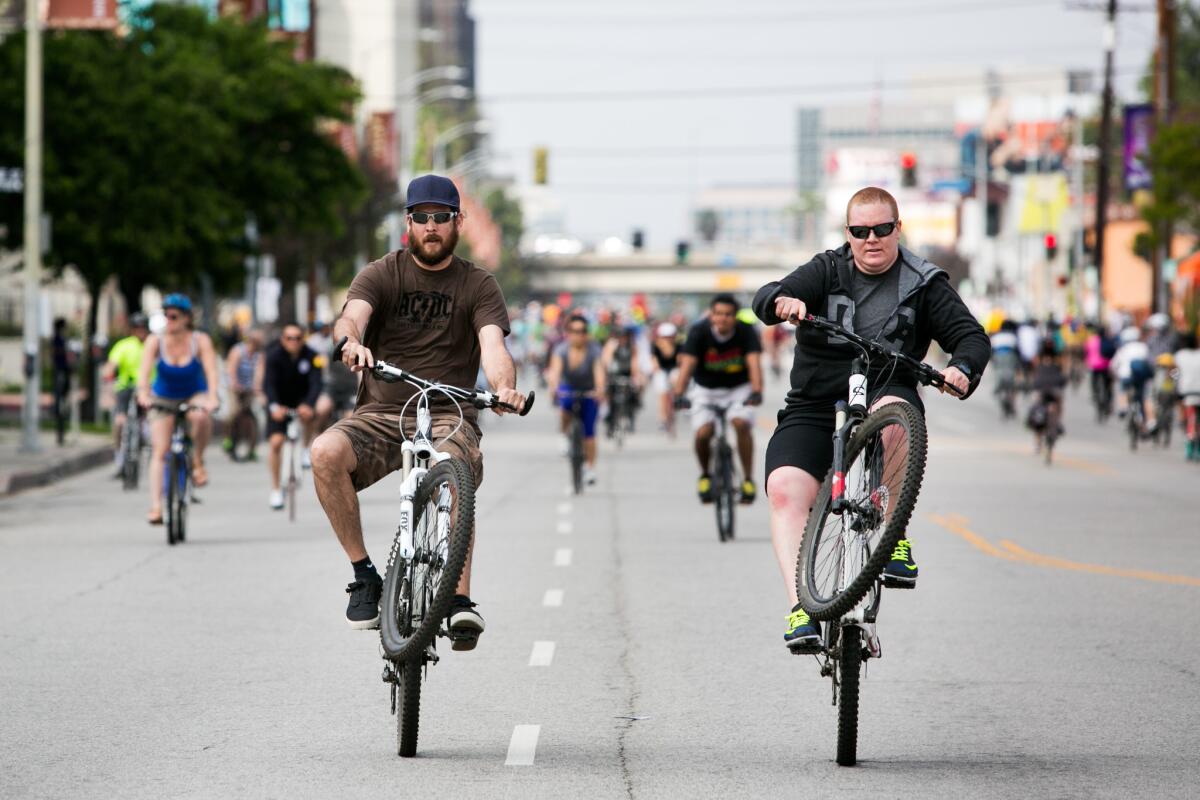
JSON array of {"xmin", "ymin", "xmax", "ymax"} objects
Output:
[
  {"xmin": 847, "ymin": 221, "xmax": 897, "ymax": 239},
  {"xmin": 283, "ymin": 334, "xmax": 302, "ymax": 341},
  {"xmin": 165, "ymin": 311, "xmax": 185, "ymax": 320},
  {"xmin": 408, "ymin": 211, "xmax": 457, "ymax": 225},
  {"xmin": 568, "ymin": 327, "xmax": 588, "ymax": 334}
]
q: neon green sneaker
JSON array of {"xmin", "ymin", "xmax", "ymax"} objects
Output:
[
  {"xmin": 882, "ymin": 538, "xmax": 918, "ymax": 587},
  {"xmin": 697, "ymin": 475, "xmax": 713, "ymax": 504},
  {"xmin": 784, "ymin": 603, "xmax": 822, "ymax": 653},
  {"xmin": 740, "ymin": 479, "xmax": 757, "ymax": 504}
]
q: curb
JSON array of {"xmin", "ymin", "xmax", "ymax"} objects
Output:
[{"xmin": 0, "ymin": 446, "xmax": 113, "ymax": 497}]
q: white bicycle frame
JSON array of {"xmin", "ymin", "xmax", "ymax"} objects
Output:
[
  {"xmin": 396, "ymin": 405, "xmax": 453, "ymax": 561},
  {"xmin": 282, "ymin": 413, "xmax": 301, "ymax": 488},
  {"xmin": 836, "ymin": 370, "xmax": 883, "ymax": 660}
]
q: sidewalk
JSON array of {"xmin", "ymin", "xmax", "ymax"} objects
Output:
[{"xmin": 0, "ymin": 428, "xmax": 112, "ymax": 497}]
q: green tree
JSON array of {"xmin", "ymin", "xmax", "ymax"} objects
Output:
[
  {"xmin": 484, "ymin": 186, "xmax": 527, "ymax": 298},
  {"xmin": 0, "ymin": 5, "xmax": 364, "ymax": 416}
]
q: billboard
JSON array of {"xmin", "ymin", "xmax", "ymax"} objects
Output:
[
  {"xmin": 1123, "ymin": 103, "xmax": 1154, "ymax": 192},
  {"xmin": 46, "ymin": 0, "xmax": 118, "ymax": 28}
]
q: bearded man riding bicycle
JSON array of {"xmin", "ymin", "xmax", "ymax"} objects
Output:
[
  {"xmin": 752, "ymin": 187, "xmax": 990, "ymax": 652},
  {"xmin": 310, "ymin": 175, "xmax": 525, "ymax": 648}
]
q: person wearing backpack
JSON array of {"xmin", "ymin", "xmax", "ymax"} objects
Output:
[{"xmin": 1086, "ymin": 321, "xmax": 1115, "ymax": 421}]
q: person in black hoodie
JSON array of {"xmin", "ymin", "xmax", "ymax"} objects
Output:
[
  {"xmin": 752, "ymin": 186, "xmax": 990, "ymax": 653},
  {"xmin": 264, "ymin": 323, "xmax": 323, "ymax": 510}
]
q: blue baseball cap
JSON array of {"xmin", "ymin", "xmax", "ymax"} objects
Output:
[
  {"xmin": 405, "ymin": 174, "xmax": 460, "ymax": 211},
  {"xmin": 162, "ymin": 293, "xmax": 193, "ymax": 313}
]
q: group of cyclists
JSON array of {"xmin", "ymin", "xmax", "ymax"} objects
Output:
[
  {"xmin": 104, "ymin": 298, "xmax": 361, "ymax": 519},
  {"xmin": 990, "ymin": 311, "xmax": 1200, "ymax": 458},
  {"xmin": 97, "ymin": 178, "xmax": 993, "ymax": 661}
]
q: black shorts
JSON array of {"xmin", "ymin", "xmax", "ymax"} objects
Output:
[{"xmin": 765, "ymin": 384, "xmax": 924, "ymax": 485}]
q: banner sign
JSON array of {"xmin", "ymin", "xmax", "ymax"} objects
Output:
[
  {"xmin": 1123, "ymin": 103, "xmax": 1154, "ymax": 192},
  {"xmin": 366, "ymin": 112, "xmax": 396, "ymax": 180},
  {"xmin": 46, "ymin": 0, "xmax": 118, "ymax": 28}
]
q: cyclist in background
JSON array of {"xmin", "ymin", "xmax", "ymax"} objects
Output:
[
  {"xmin": 1016, "ymin": 318, "xmax": 1041, "ymax": 389},
  {"xmin": 104, "ymin": 312, "xmax": 149, "ymax": 476},
  {"xmin": 650, "ymin": 322, "xmax": 680, "ymax": 434},
  {"xmin": 1112, "ymin": 326, "xmax": 1156, "ymax": 433},
  {"xmin": 1174, "ymin": 332, "xmax": 1200, "ymax": 460},
  {"xmin": 545, "ymin": 314, "xmax": 606, "ymax": 485},
  {"xmin": 674, "ymin": 293, "xmax": 764, "ymax": 505},
  {"xmin": 137, "ymin": 294, "xmax": 220, "ymax": 525},
  {"xmin": 1085, "ymin": 321, "xmax": 1116, "ymax": 420},
  {"xmin": 1027, "ymin": 338, "xmax": 1068, "ymax": 452},
  {"xmin": 264, "ymin": 323, "xmax": 323, "ymax": 510},
  {"xmin": 990, "ymin": 319, "xmax": 1019, "ymax": 417},
  {"xmin": 224, "ymin": 328, "xmax": 265, "ymax": 460},
  {"xmin": 602, "ymin": 323, "xmax": 644, "ymax": 437}
]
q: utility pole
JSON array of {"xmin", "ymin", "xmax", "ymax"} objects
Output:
[
  {"xmin": 20, "ymin": 0, "xmax": 43, "ymax": 454},
  {"xmin": 1152, "ymin": 0, "xmax": 1176, "ymax": 314},
  {"xmin": 1093, "ymin": 0, "xmax": 1117, "ymax": 324}
]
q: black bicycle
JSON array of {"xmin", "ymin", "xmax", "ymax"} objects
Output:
[
  {"xmin": 332, "ymin": 339, "xmax": 534, "ymax": 757},
  {"xmin": 676, "ymin": 396, "xmax": 743, "ymax": 543},
  {"xmin": 790, "ymin": 315, "xmax": 964, "ymax": 767},
  {"xmin": 156, "ymin": 401, "xmax": 202, "ymax": 546},
  {"xmin": 558, "ymin": 388, "xmax": 592, "ymax": 495},
  {"xmin": 119, "ymin": 391, "xmax": 145, "ymax": 490},
  {"xmin": 608, "ymin": 375, "xmax": 637, "ymax": 448}
]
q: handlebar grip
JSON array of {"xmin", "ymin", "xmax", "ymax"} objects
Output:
[
  {"xmin": 518, "ymin": 390, "xmax": 536, "ymax": 416},
  {"xmin": 332, "ymin": 336, "xmax": 348, "ymax": 362}
]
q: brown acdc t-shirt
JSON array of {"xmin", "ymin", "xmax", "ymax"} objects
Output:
[{"xmin": 345, "ymin": 250, "xmax": 510, "ymax": 419}]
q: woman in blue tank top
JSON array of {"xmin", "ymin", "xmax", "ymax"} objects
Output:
[{"xmin": 137, "ymin": 294, "xmax": 219, "ymax": 524}]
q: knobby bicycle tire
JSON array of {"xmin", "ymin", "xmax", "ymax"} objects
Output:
[
  {"xmin": 396, "ymin": 658, "xmax": 422, "ymax": 757},
  {"xmin": 797, "ymin": 402, "xmax": 927, "ymax": 621},
  {"xmin": 379, "ymin": 458, "xmax": 475, "ymax": 661},
  {"xmin": 715, "ymin": 444, "xmax": 735, "ymax": 542},
  {"xmin": 122, "ymin": 421, "xmax": 140, "ymax": 490},
  {"xmin": 836, "ymin": 626, "xmax": 862, "ymax": 767}
]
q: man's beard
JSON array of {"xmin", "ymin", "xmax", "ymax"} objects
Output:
[{"xmin": 411, "ymin": 226, "xmax": 459, "ymax": 265}]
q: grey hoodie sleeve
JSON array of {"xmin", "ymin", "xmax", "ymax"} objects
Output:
[
  {"xmin": 753, "ymin": 256, "xmax": 828, "ymax": 325},
  {"xmin": 922, "ymin": 274, "xmax": 990, "ymax": 396}
]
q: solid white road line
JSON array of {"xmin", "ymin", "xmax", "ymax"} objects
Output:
[
  {"xmin": 506, "ymin": 725, "xmax": 541, "ymax": 766},
  {"xmin": 529, "ymin": 641, "xmax": 556, "ymax": 666},
  {"xmin": 556, "ymin": 519, "xmax": 573, "ymax": 534},
  {"xmin": 554, "ymin": 548, "xmax": 572, "ymax": 566},
  {"xmin": 543, "ymin": 589, "xmax": 564, "ymax": 607}
]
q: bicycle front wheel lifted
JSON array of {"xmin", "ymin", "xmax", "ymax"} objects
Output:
[
  {"xmin": 379, "ymin": 458, "xmax": 475, "ymax": 661},
  {"xmin": 396, "ymin": 658, "xmax": 422, "ymax": 757},
  {"xmin": 797, "ymin": 402, "xmax": 927, "ymax": 621}
]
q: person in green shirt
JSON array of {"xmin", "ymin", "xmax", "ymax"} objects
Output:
[{"xmin": 104, "ymin": 313, "xmax": 149, "ymax": 471}]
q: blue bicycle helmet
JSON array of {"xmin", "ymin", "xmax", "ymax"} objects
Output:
[{"xmin": 162, "ymin": 293, "xmax": 192, "ymax": 313}]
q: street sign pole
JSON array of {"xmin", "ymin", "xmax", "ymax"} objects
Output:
[{"xmin": 21, "ymin": 0, "xmax": 43, "ymax": 454}]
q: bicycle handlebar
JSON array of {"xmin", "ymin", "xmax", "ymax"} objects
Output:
[
  {"xmin": 332, "ymin": 336, "xmax": 535, "ymax": 416},
  {"xmin": 790, "ymin": 314, "xmax": 966, "ymax": 397}
]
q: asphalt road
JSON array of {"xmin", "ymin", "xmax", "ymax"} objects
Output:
[{"xmin": 2, "ymin": 372, "xmax": 1199, "ymax": 799}]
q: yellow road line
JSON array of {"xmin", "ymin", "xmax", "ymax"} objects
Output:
[
  {"xmin": 928, "ymin": 513, "xmax": 1200, "ymax": 587},
  {"xmin": 998, "ymin": 540, "xmax": 1200, "ymax": 587}
]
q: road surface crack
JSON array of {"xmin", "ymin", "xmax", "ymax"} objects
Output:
[
  {"xmin": 68, "ymin": 550, "xmax": 168, "ymax": 601},
  {"xmin": 611, "ymin": 492, "xmax": 638, "ymax": 800}
]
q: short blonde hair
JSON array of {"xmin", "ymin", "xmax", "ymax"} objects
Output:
[{"xmin": 846, "ymin": 187, "xmax": 899, "ymax": 224}]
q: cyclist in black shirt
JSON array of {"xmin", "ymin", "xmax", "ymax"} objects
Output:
[
  {"xmin": 264, "ymin": 323, "xmax": 323, "ymax": 509},
  {"xmin": 673, "ymin": 294, "xmax": 764, "ymax": 504}
]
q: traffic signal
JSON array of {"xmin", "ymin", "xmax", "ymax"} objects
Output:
[
  {"xmin": 675, "ymin": 240, "xmax": 690, "ymax": 265},
  {"xmin": 631, "ymin": 229, "xmax": 644, "ymax": 251},
  {"xmin": 534, "ymin": 146, "xmax": 548, "ymax": 185},
  {"xmin": 1044, "ymin": 232, "xmax": 1058, "ymax": 261},
  {"xmin": 900, "ymin": 152, "xmax": 917, "ymax": 188}
]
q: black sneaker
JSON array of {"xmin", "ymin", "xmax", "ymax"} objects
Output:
[
  {"xmin": 784, "ymin": 603, "xmax": 822, "ymax": 654},
  {"xmin": 447, "ymin": 595, "xmax": 485, "ymax": 651},
  {"xmin": 881, "ymin": 538, "xmax": 918, "ymax": 588},
  {"xmin": 345, "ymin": 573, "xmax": 383, "ymax": 629}
]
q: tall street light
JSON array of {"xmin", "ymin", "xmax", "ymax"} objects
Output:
[
  {"xmin": 432, "ymin": 119, "xmax": 491, "ymax": 173},
  {"xmin": 21, "ymin": 0, "xmax": 43, "ymax": 454}
]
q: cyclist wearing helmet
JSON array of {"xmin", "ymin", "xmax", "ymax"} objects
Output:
[
  {"xmin": 104, "ymin": 312, "xmax": 149, "ymax": 475},
  {"xmin": 651, "ymin": 322, "xmax": 680, "ymax": 433},
  {"xmin": 1112, "ymin": 326, "xmax": 1156, "ymax": 431},
  {"xmin": 137, "ymin": 294, "xmax": 219, "ymax": 525},
  {"xmin": 601, "ymin": 322, "xmax": 644, "ymax": 437}
]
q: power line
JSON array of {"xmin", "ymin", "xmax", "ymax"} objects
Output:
[{"xmin": 478, "ymin": 66, "xmax": 1145, "ymax": 104}]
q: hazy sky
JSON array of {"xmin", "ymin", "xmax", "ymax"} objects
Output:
[{"xmin": 471, "ymin": 0, "xmax": 1159, "ymax": 250}]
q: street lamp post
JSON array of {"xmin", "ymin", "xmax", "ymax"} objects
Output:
[
  {"xmin": 432, "ymin": 120, "xmax": 491, "ymax": 174},
  {"xmin": 20, "ymin": 0, "xmax": 43, "ymax": 454}
]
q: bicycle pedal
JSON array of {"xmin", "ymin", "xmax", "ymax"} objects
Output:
[
  {"xmin": 880, "ymin": 576, "xmax": 915, "ymax": 590},
  {"xmin": 788, "ymin": 642, "xmax": 825, "ymax": 656}
]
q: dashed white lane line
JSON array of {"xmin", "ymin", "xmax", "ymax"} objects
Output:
[
  {"xmin": 506, "ymin": 725, "xmax": 541, "ymax": 766},
  {"xmin": 554, "ymin": 548, "xmax": 573, "ymax": 566},
  {"xmin": 556, "ymin": 519, "xmax": 573, "ymax": 534},
  {"xmin": 543, "ymin": 589, "xmax": 564, "ymax": 607},
  {"xmin": 528, "ymin": 641, "xmax": 556, "ymax": 666},
  {"xmin": 556, "ymin": 502, "xmax": 572, "ymax": 515}
]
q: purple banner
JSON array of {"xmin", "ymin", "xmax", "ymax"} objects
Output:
[{"xmin": 1123, "ymin": 103, "xmax": 1154, "ymax": 192}]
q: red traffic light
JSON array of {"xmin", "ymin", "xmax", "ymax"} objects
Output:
[
  {"xmin": 900, "ymin": 152, "xmax": 917, "ymax": 170},
  {"xmin": 1044, "ymin": 233, "xmax": 1057, "ymax": 249}
]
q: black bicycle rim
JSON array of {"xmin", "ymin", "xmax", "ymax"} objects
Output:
[
  {"xmin": 379, "ymin": 459, "xmax": 475, "ymax": 661},
  {"xmin": 797, "ymin": 402, "xmax": 927, "ymax": 621}
]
